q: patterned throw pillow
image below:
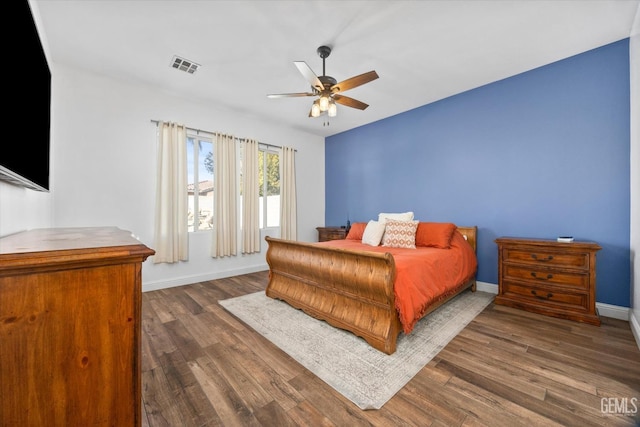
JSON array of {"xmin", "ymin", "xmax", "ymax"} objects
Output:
[{"xmin": 382, "ymin": 219, "xmax": 419, "ymax": 249}]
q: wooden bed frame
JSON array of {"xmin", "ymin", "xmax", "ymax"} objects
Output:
[{"xmin": 265, "ymin": 226, "xmax": 477, "ymax": 355}]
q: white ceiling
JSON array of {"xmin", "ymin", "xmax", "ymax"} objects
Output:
[{"xmin": 33, "ymin": 0, "xmax": 639, "ymax": 137}]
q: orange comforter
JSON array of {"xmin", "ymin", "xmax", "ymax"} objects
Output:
[{"xmin": 317, "ymin": 230, "xmax": 478, "ymax": 334}]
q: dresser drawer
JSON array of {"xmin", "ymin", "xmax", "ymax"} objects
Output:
[
  {"xmin": 503, "ymin": 248, "xmax": 589, "ymax": 269},
  {"xmin": 502, "ymin": 281, "xmax": 588, "ymax": 310},
  {"xmin": 503, "ymin": 265, "xmax": 589, "ymax": 289}
]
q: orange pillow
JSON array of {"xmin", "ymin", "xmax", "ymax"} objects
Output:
[
  {"xmin": 345, "ymin": 222, "xmax": 367, "ymax": 240},
  {"xmin": 415, "ymin": 222, "xmax": 457, "ymax": 249}
]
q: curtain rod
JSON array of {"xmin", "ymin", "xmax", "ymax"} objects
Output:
[{"xmin": 150, "ymin": 119, "xmax": 295, "ymax": 152}]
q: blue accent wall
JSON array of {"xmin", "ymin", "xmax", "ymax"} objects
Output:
[{"xmin": 325, "ymin": 39, "xmax": 630, "ymax": 307}]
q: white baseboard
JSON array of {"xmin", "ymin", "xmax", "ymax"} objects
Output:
[
  {"xmin": 596, "ymin": 302, "xmax": 629, "ymax": 321},
  {"xmin": 142, "ymin": 263, "xmax": 269, "ymax": 292},
  {"xmin": 144, "ymin": 274, "xmax": 633, "ymax": 324},
  {"xmin": 476, "ymin": 281, "xmax": 498, "ymax": 294},
  {"xmin": 630, "ymin": 311, "xmax": 640, "ymax": 350},
  {"xmin": 475, "ymin": 281, "xmax": 629, "ymax": 321}
]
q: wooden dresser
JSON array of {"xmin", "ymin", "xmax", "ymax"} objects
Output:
[
  {"xmin": 316, "ymin": 226, "xmax": 348, "ymax": 242},
  {"xmin": 0, "ymin": 227, "xmax": 155, "ymax": 426},
  {"xmin": 495, "ymin": 237, "xmax": 601, "ymax": 326}
]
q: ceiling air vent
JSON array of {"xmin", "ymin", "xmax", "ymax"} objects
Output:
[{"xmin": 170, "ymin": 55, "xmax": 200, "ymax": 74}]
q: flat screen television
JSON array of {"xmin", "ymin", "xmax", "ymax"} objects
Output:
[{"xmin": 0, "ymin": 0, "xmax": 51, "ymax": 192}]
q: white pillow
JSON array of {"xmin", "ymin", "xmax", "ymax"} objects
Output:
[
  {"xmin": 378, "ymin": 211, "xmax": 414, "ymax": 223},
  {"xmin": 361, "ymin": 220, "xmax": 386, "ymax": 246}
]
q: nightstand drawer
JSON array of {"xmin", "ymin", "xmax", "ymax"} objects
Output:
[
  {"xmin": 503, "ymin": 265, "xmax": 588, "ymax": 289},
  {"xmin": 323, "ymin": 230, "xmax": 346, "ymax": 240},
  {"xmin": 502, "ymin": 282, "xmax": 588, "ymax": 310},
  {"xmin": 316, "ymin": 227, "xmax": 348, "ymax": 242},
  {"xmin": 503, "ymin": 248, "xmax": 589, "ymax": 269}
]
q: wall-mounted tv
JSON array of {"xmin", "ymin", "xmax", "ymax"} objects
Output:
[{"xmin": 0, "ymin": 0, "xmax": 51, "ymax": 192}]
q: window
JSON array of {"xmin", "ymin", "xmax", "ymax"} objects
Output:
[
  {"xmin": 259, "ymin": 148, "xmax": 280, "ymax": 228},
  {"xmin": 185, "ymin": 135, "xmax": 280, "ymax": 231},
  {"xmin": 187, "ymin": 135, "xmax": 214, "ymax": 232}
]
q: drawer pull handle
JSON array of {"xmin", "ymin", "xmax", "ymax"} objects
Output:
[
  {"xmin": 531, "ymin": 272, "xmax": 553, "ymax": 280},
  {"xmin": 531, "ymin": 290, "xmax": 553, "ymax": 299},
  {"xmin": 531, "ymin": 254, "xmax": 553, "ymax": 261}
]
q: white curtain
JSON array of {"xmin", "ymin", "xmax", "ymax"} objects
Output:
[
  {"xmin": 279, "ymin": 146, "xmax": 297, "ymax": 240},
  {"xmin": 212, "ymin": 133, "xmax": 237, "ymax": 257},
  {"xmin": 242, "ymin": 139, "xmax": 260, "ymax": 254},
  {"xmin": 153, "ymin": 121, "xmax": 188, "ymax": 263}
]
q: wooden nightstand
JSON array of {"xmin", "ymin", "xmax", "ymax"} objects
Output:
[
  {"xmin": 494, "ymin": 237, "xmax": 601, "ymax": 325},
  {"xmin": 316, "ymin": 226, "xmax": 348, "ymax": 242}
]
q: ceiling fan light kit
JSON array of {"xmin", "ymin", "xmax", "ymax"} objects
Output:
[
  {"xmin": 319, "ymin": 95, "xmax": 330, "ymax": 111},
  {"xmin": 311, "ymin": 100, "xmax": 320, "ymax": 117},
  {"xmin": 267, "ymin": 45, "xmax": 378, "ymax": 119},
  {"xmin": 328, "ymin": 100, "xmax": 337, "ymax": 117}
]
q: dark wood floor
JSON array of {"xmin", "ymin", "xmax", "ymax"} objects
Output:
[{"xmin": 141, "ymin": 271, "xmax": 640, "ymax": 427}]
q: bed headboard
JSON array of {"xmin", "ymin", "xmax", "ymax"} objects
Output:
[{"xmin": 455, "ymin": 226, "xmax": 477, "ymax": 252}]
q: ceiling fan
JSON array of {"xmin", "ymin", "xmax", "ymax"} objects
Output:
[{"xmin": 267, "ymin": 45, "xmax": 379, "ymax": 118}]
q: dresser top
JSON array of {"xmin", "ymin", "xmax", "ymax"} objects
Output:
[
  {"xmin": 0, "ymin": 227, "xmax": 154, "ymax": 258},
  {"xmin": 495, "ymin": 236, "xmax": 601, "ymax": 251}
]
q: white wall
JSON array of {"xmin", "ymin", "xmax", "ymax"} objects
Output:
[
  {"xmin": 630, "ymin": 4, "xmax": 640, "ymax": 348},
  {"xmin": 51, "ymin": 64, "xmax": 325, "ymax": 291},
  {"xmin": 0, "ymin": 184, "xmax": 53, "ymax": 236},
  {"xmin": 0, "ymin": 0, "xmax": 54, "ymax": 237}
]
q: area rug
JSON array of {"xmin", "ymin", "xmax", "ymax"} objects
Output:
[{"xmin": 219, "ymin": 290, "xmax": 493, "ymax": 410}]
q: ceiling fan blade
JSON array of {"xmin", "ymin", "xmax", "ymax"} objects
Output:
[
  {"xmin": 267, "ymin": 92, "xmax": 315, "ymax": 98},
  {"xmin": 331, "ymin": 70, "xmax": 379, "ymax": 93},
  {"xmin": 333, "ymin": 94, "xmax": 369, "ymax": 110},
  {"xmin": 294, "ymin": 61, "xmax": 324, "ymax": 92}
]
